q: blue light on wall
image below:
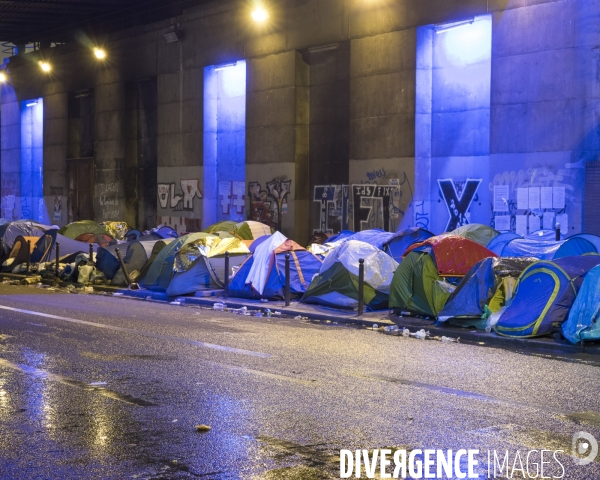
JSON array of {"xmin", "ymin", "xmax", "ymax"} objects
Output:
[
  {"xmin": 20, "ymin": 98, "xmax": 44, "ymax": 222},
  {"xmin": 415, "ymin": 15, "xmax": 492, "ymax": 234},
  {"xmin": 203, "ymin": 61, "xmax": 247, "ymax": 226}
]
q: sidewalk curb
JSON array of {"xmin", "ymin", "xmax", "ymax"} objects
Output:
[{"xmin": 109, "ymin": 288, "xmax": 598, "ymax": 356}]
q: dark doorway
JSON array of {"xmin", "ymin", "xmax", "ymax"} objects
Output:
[
  {"xmin": 68, "ymin": 90, "xmax": 95, "ymax": 159},
  {"xmin": 125, "ymin": 79, "xmax": 158, "ymax": 230},
  {"xmin": 67, "ymin": 158, "xmax": 94, "ymax": 222},
  {"xmin": 300, "ymin": 41, "xmax": 351, "ymax": 234}
]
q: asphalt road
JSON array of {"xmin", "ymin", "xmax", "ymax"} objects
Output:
[{"xmin": 0, "ymin": 284, "xmax": 599, "ymax": 479}]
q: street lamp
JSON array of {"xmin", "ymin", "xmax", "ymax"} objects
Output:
[
  {"xmin": 0, "ymin": 72, "xmax": 7, "ymax": 83},
  {"xmin": 251, "ymin": 6, "xmax": 269, "ymax": 23},
  {"xmin": 39, "ymin": 61, "xmax": 51, "ymax": 73},
  {"xmin": 94, "ymin": 48, "xmax": 106, "ymax": 59}
]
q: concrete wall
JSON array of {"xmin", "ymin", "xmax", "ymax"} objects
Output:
[{"xmin": 2, "ymin": 0, "xmax": 600, "ymax": 239}]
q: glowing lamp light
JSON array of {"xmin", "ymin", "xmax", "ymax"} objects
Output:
[
  {"xmin": 251, "ymin": 6, "xmax": 269, "ymax": 23},
  {"xmin": 39, "ymin": 61, "xmax": 51, "ymax": 73},
  {"xmin": 94, "ymin": 48, "xmax": 106, "ymax": 59},
  {"xmin": 0, "ymin": 72, "xmax": 7, "ymax": 83}
]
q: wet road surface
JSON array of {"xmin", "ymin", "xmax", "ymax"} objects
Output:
[{"xmin": 0, "ymin": 284, "xmax": 599, "ymax": 479}]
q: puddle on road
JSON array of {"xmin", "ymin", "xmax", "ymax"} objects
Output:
[{"xmin": 0, "ymin": 357, "xmax": 156, "ymax": 407}]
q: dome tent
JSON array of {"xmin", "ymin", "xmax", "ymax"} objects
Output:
[
  {"xmin": 495, "ymin": 256, "xmax": 600, "ymax": 338},
  {"xmin": 31, "ymin": 229, "xmax": 98, "ymax": 264},
  {"xmin": 487, "ymin": 232, "xmax": 522, "ymax": 255},
  {"xmin": 166, "ymin": 237, "xmax": 251, "ymax": 297},
  {"xmin": 1, "ymin": 236, "xmax": 38, "ymax": 271},
  {"xmin": 437, "ymin": 257, "xmax": 536, "ymax": 326},
  {"xmin": 447, "ymin": 224, "xmax": 500, "ymax": 247},
  {"xmin": 231, "ymin": 221, "xmax": 272, "ymax": 240},
  {"xmin": 140, "ymin": 233, "xmax": 214, "ymax": 290},
  {"xmin": 498, "ymin": 237, "xmax": 597, "ymax": 260},
  {"xmin": 389, "ymin": 236, "xmax": 497, "ymax": 318},
  {"xmin": 0, "ymin": 220, "xmax": 51, "ymax": 258},
  {"xmin": 59, "ymin": 220, "xmax": 109, "ymax": 239},
  {"xmin": 561, "ymin": 265, "xmax": 600, "ymax": 344},
  {"xmin": 229, "ymin": 232, "xmax": 322, "ymax": 300},
  {"xmin": 112, "ymin": 239, "xmax": 168, "ymax": 286},
  {"xmin": 302, "ymin": 240, "xmax": 397, "ymax": 310}
]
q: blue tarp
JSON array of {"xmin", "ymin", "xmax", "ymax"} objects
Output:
[
  {"xmin": 500, "ymin": 237, "xmax": 597, "ymax": 260},
  {"xmin": 495, "ymin": 256, "xmax": 600, "ymax": 338},
  {"xmin": 562, "ymin": 265, "xmax": 600, "ymax": 344},
  {"xmin": 526, "ymin": 229, "xmax": 565, "ymax": 241},
  {"xmin": 384, "ymin": 228, "xmax": 433, "ymax": 263}
]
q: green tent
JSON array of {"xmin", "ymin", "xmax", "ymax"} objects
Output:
[
  {"xmin": 59, "ymin": 220, "xmax": 109, "ymax": 239},
  {"xmin": 389, "ymin": 251, "xmax": 455, "ymax": 318},
  {"xmin": 447, "ymin": 224, "xmax": 499, "ymax": 247}
]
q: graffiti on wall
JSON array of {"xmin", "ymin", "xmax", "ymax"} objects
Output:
[
  {"xmin": 438, "ymin": 179, "xmax": 482, "ymax": 231},
  {"xmin": 414, "ymin": 200, "xmax": 430, "ymax": 230},
  {"xmin": 352, "ymin": 184, "xmax": 402, "ymax": 232},
  {"xmin": 313, "ymin": 185, "xmax": 350, "ymax": 234},
  {"xmin": 218, "ymin": 181, "xmax": 245, "ymax": 215},
  {"xmin": 248, "ymin": 178, "xmax": 291, "ymax": 230},
  {"xmin": 96, "ymin": 182, "xmax": 121, "ymax": 219},
  {"xmin": 158, "ymin": 179, "xmax": 203, "ymax": 212}
]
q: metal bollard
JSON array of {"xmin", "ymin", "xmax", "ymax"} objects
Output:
[
  {"xmin": 223, "ymin": 252, "xmax": 229, "ymax": 299},
  {"xmin": 55, "ymin": 242, "xmax": 60, "ymax": 274},
  {"xmin": 555, "ymin": 223, "xmax": 561, "ymax": 242},
  {"xmin": 285, "ymin": 253, "xmax": 291, "ymax": 307},
  {"xmin": 115, "ymin": 248, "xmax": 132, "ymax": 286},
  {"xmin": 357, "ymin": 258, "xmax": 365, "ymax": 316},
  {"xmin": 89, "ymin": 243, "xmax": 94, "ymax": 264},
  {"xmin": 26, "ymin": 240, "xmax": 31, "ymax": 274}
]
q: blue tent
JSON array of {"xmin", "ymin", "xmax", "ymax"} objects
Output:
[
  {"xmin": 229, "ymin": 234, "xmax": 322, "ymax": 300},
  {"xmin": 570, "ymin": 234, "xmax": 600, "ymax": 253},
  {"xmin": 495, "ymin": 256, "xmax": 600, "ymax": 338},
  {"xmin": 499, "ymin": 237, "xmax": 597, "ymax": 260},
  {"xmin": 562, "ymin": 265, "xmax": 600, "ymax": 344},
  {"xmin": 438, "ymin": 257, "xmax": 535, "ymax": 323},
  {"xmin": 31, "ymin": 229, "xmax": 97, "ymax": 263},
  {"xmin": 487, "ymin": 232, "xmax": 522, "ymax": 255},
  {"xmin": 326, "ymin": 230, "xmax": 354, "ymax": 244},
  {"xmin": 384, "ymin": 228, "xmax": 434, "ymax": 263}
]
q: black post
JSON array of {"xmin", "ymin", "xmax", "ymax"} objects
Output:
[
  {"xmin": 26, "ymin": 240, "xmax": 31, "ymax": 274},
  {"xmin": 285, "ymin": 253, "xmax": 291, "ymax": 307},
  {"xmin": 555, "ymin": 223, "xmax": 561, "ymax": 241},
  {"xmin": 358, "ymin": 258, "xmax": 365, "ymax": 316},
  {"xmin": 115, "ymin": 248, "xmax": 132, "ymax": 286},
  {"xmin": 89, "ymin": 243, "xmax": 94, "ymax": 264},
  {"xmin": 55, "ymin": 242, "xmax": 60, "ymax": 274},
  {"xmin": 223, "ymin": 252, "xmax": 230, "ymax": 298}
]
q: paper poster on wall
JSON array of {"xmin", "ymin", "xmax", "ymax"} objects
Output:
[
  {"xmin": 515, "ymin": 215, "xmax": 528, "ymax": 236},
  {"xmin": 543, "ymin": 212, "xmax": 555, "ymax": 230},
  {"xmin": 553, "ymin": 187, "xmax": 566, "ymax": 209},
  {"xmin": 493, "ymin": 185, "xmax": 509, "ymax": 212},
  {"xmin": 516, "ymin": 188, "xmax": 529, "ymax": 210},
  {"xmin": 529, "ymin": 214, "xmax": 541, "ymax": 233},
  {"xmin": 541, "ymin": 187, "xmax": 553, "ymax": 209},
  {"xmin": 495, "ymin": 215, "xmax": 511, "ymax": 231},
  {"xmin": 556, "ymin": 213, "xmax": 569, "ymax": 232},
  {"xmin": 528, "ymin": 187, "xmax": 540, "ymax": 210}
]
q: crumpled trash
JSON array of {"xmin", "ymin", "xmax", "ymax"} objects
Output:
[
  {"xmin": 440, "ymin": 336, "xmax": 460, "ymax": 343},
  {"xmin": 260, "ymin": 299, "xmax": 269, "ymax": 303},
  {"xmin": 83, "ymin": 286, "xmax": 94, "ymax": 293},
  {"xmin": 255, "ymin": 312, "xmax": 264, "ymax": 317},
  {"xmin": 170, "ymin": 301, "xmax": 182, "ymax": 305},
  {"xmin": 294, "ymin": 315, "xmax": 308, "ymax": 320},
  {"xmin": 412, "ymin": 329, "xmax": 430, "ymax": 340},
  {"xmin": 195, "ymin": 424, "xmax": 211, "ymax": 432},
  {"xmin": 21, "ymin": 276, "xmax": 42, "ymax": 285},
  {"xmin": 89, "ymin": 381, "xmax": 107, "ymax": 386},
  {"xmin": 265, "ymin": 309, "xmax": 272, "ymax": 318},
  {"xmin": 372, "ymin": 323, "xmax": 379, "ymax": 330},
  {"xmin": 213, "ymin": 302, "xmax": 227, "ymax": 311}
]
